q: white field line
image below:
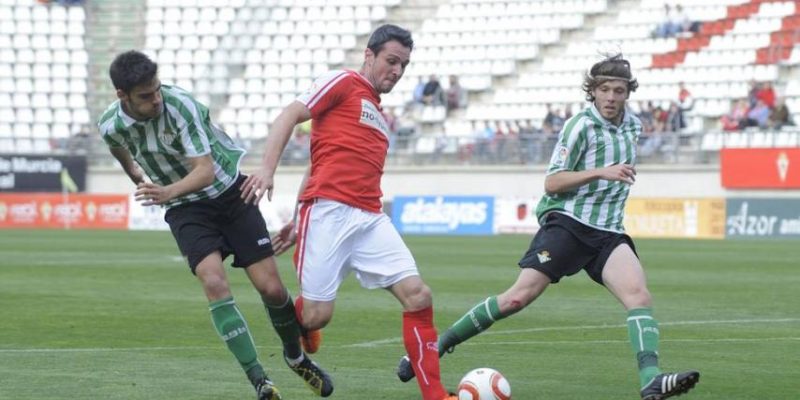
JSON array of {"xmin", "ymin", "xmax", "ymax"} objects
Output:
[
  {"xmin": 343, "ymin": 317, "xmax": 800, "ymax": 348},
  {"xmin": 1, "ymin": 318, "xmax": 797, "ymax": 354}
]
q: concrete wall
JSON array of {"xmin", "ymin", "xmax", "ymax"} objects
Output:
[{"xmin": 89, "ymin": 164, "xmax": 797, "ymax": 199}]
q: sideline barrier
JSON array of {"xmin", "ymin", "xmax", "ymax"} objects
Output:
[
  {"xmin": 2, "ymin": 194, "xmax": 797, "ymax": 241},
  {"xmin": 0, "ymin": 193, "xmax": 127, "ymax": 229},
  {"xmin": 625, "ymin": 198, "xmax": 726, "ymax": 239}
]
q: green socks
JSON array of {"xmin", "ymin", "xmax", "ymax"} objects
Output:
[
  {"xmin": 627, "ymin": 308, "xmax": 662, "ymax": 387},
  {"xmin": 439, "ymin": 296, "xmax": 505, "ymax": 356},
  {"xmin": 209, "ymin": 297, "xmax": 264, "ymax": 385},
  {"xmin": 264, "ymin": 294, "xmax": 303, "ymax": 360}
]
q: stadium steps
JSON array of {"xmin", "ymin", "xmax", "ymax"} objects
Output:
[
  {"xmin": 85, "ymin": 0, "xmax": 146, "ymax": 116},
  {"xmin": 651, "ymin": 0, "xmax": 788, "ymax": 69},
  {"xmin": 756, "ymin": 13, "xmax": 800, "ymax": 64},
  {"xmin": 84, "ymin": 0, "xmax": 146, "ymax": 164},
  {"xmin": 341, "ymin": 0, "xmax": 449, "ymax": 68}
]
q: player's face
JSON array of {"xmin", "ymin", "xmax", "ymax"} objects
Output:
[
  {"xmin": 592, "ymin": 80, "xmax": 629, "ymax": 125},
  {"xmin": 364, "ymin": 40, "xmax": 411, "ymax": 94},
  {"xmin": 118, "ymin": 78, "xmax": 163, "ymax": 121}
]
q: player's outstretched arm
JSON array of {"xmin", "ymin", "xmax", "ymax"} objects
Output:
[
  {"xmin": 545, "ymin": 164, "xmax": 636, "ymax": 194},
  {"xmin": 241, "ymin": 101, "xmax": 312, "ymax": 204},
  {"xmin": 135, "ymin": 155, "xmax": 214, "ymax": 206},
  {"xmin": 109, "ymin": 146, "xmax": 145, "ymax": 185}
]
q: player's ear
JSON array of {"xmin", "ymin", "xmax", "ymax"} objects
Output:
[
  {"xmin": 116, "ymin": 89, "xmax": 128, "ymax": 101},
  {"xmin": 364, "ymin": 48, "xmax": 375, "ymax": 65}
]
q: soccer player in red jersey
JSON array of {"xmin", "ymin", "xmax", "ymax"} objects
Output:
[{"xmin": 241, "ymin": 24, "xmax": 455, "ymax": 400}]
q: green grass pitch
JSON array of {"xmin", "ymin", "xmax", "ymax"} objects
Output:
[{"xmin": 1, "ymin": 230, "xmax": 798, "ymax": 399}]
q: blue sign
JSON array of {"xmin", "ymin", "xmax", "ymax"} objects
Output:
[
  {"xmin": 391, "ymin": 196, "xmax": 494, "ymax": 235},
  {"xmin": 726, "ymin": 198, "xmax": 800, "ymax": 239}
]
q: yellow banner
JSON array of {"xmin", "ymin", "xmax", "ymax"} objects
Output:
[{"xmin": 624, "ymin": 198, "xmax": 726, "ymax": 239}]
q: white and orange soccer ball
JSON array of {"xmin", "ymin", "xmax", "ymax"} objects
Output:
[{"xmin": 457, "ymin": 367, "xmax": 512, "ymax": 400}]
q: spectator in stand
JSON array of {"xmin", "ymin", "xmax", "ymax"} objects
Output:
[
  {"xmin": 665, "ymin": 101, "xmax": 684, "ymax": 132},
  {"xmin": 768, "ymin": 98, "xmax": 793, "ymax": 130},
  {"xmin": 412, "ymin": 76, "xmax": 426, "ymax": 105},
  {"xmin": 673, "ymin": 5, "xmax": 690, "ymax": 35},
  {"xmin": 654, "ymin": 4, "xmax": 687, "ymax": 38},
  {"xmin": 637, "ymin": 101, "xmax": 656, "ymax": 133},
  {"xmin": 720, "ymin": 99, "xmax": 749, "ymax": 131},
  {"xmin": 422, "ymin": 74, "xmax": 445, "ymax": 106},
  {"xmin": 756, "ymin": 81, "xmax": 776, "ymax": 109},
  {"xmin": 445, "ymin": 75, "xmax": 467, "ymax": 115},
  {"xmin": 517, "ymin": 119, "xmax": 538, "ymax": 164},
  {"xmin": 650, "ymin": 103, "xmax": 664, "ymax": 132},
  {"xmin": 473, "ymin": 121, "xmax": 495, "ymax": 163},
  {"xmin": 678, "ymin": 82, "xmax": 693, "ymax": 111},
  {"xmin": 747, "ymin": 80, "xmax": 760, "ymax": 108},
  {"xmin": 744, "ymin": 100, "xmax": 771, "ymax": 129},
  {"xmin": 542, "ymin": 104, "xmax": 565, "ymax": 135}
]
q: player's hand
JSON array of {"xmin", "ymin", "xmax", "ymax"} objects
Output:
[
  {"xmin": 240, "ymin": 169, "xmax": 274, "ymax": 205},
  {"xmin": 599, "ymin": 164, "xmax": 636, "ymax": 185},
  {"xmin": 135, "ymin": 182, "xmax": 173, "ymax": 206},
  {"xmin": 271, "ymin": 221, "xmax": 297, "ymax": 256}
]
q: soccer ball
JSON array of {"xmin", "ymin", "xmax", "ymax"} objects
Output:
[{"xmin": 457, "ymin": 367, "xmax": 512, "ymax": 400}]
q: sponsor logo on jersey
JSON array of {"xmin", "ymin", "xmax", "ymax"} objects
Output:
[
  {"xmin": 257, "ymin": 237, "xmax": 271, "ymax": 246},
  {"xmin": 359, "ymin": 99, "xmax": 390, "ymax": 140}
]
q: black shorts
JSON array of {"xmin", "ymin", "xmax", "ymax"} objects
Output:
[
  {"xmin": 164, "ymin": 175, "xmax": 274, "ymax": 274},
  {"xmin": 518, "ymin": 212, "xmax": 637, "ymax": 285}
]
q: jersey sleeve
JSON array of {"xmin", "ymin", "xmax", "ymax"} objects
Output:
[
  {"xmin": 101, "ymin": 129, "xmax": 125, "ymax": 148},
  {"xmin": 546, "ymin": 117, "xmax": 588, "ymax": 175},
  {"xmin": 296, "ymin": 70, "xmax": 351, "ymax": 119}
]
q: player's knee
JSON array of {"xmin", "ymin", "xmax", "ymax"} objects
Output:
[
  {"xmin": 626, "ymin": 286, "xmax": 652, "ymax": 309},
  {"xmin": 254, "ymin": 279, "xmax": 286, "ymax": 302},
  {"xmin": 301, "ymin": 309, "xmax": 332, "ymax": 330},
  {"xmin": 200, "ymin": 274, "xmax": 231, "ymax": 299},
  {"xmin": 403, "ymin": 283, "xmax": 433, "ymax": 311}
]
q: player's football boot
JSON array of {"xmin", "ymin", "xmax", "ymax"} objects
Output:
[
  {"xmin": 396, "ymin": 345, "xmax": 454, "ymax": 382},
  {"xmin": 396, "ymin": 355, "xmax": 415, "ymax": 382},
  {"xmin": 255, "ymin": 377, "xmax": 282, "ymax": 400},
  {"xmin": 285, "ymin": 351, "xmax": 334, "ymax": 397},
  {"xmin": 640, "ymin": 370, "xmax": 700, "ymax": 400},
  {"xmin": 300, "ymin": 328, "xmax": 322, "ymax": 354}
]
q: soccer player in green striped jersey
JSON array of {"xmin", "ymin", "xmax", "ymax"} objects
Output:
[
  {"xmin": 396, "ymin": 54, "xmax": 699, "ymax": 400},
  {"xmin": 98, "ymin": 51, "xmax": 333, "ymax": 400}
]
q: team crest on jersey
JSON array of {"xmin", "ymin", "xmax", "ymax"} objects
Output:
[
  {"xmin": 359, "ymin": 99, "xmax": 390, "ymax": 140},
  {"xmin": 159, "ymin": 126, "xmax": 177, "ymax": 145}
]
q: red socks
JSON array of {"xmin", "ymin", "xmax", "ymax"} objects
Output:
[{"xmin": 403, "ymin": 306, "xmax": 448, "ymax": 400}]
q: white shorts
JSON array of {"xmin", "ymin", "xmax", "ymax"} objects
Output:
[{"xmin": 293, "ymin": 199, "xmax": 419, "ymax": 302}]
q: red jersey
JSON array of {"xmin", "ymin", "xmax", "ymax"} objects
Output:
[{"xmin": 296, "ymin": 70, "xmax": 391, "ymax": 213}]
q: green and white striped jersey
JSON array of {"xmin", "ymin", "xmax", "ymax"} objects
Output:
[
  {"xmin": 98, "ymin": 84, "xmax": 244, "ymax": 208},
  {"xmin": 535, "ymin": 104, "xmax": 642, "ymax": 233}
]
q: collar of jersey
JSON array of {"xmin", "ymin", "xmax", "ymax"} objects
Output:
[{"xmin": 587, "ymin": 103, "xmax": 632, "ymax": 130}]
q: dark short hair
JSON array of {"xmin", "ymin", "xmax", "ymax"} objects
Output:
[
  {"xmin": 109, "ymin": 50, "xmax": 158, "ymax": 93},
  {"xmin": 582, "ymin": 53, "xmax": 639, "ymax": 102},
  {"xmin": 367, "ymin": 24, "xmax": 413, "ymax": 55}
]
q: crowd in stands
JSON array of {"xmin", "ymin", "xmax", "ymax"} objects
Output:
[
  {"xmin": 36, "ymin": 0, "xmax": 83, "ymax": 6},
  {"xmin": 720, "ymin": 81, "xmax": 793, "ymax": 131},
  {"xmin": 653, "ymin": 3, "xmax": 700, "ymax": 38},
  {"xmin": 410, "ymin": 74, "xmax": 468, "ymax": 115}
]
